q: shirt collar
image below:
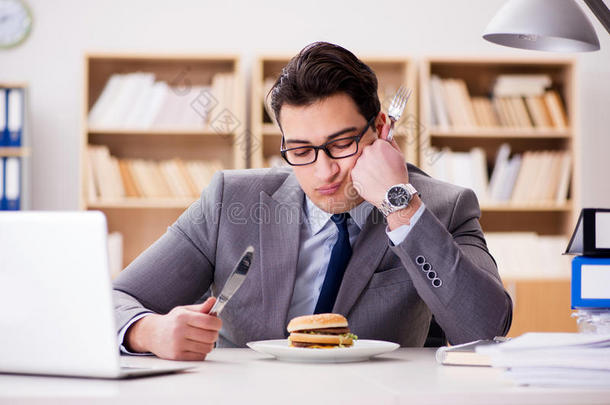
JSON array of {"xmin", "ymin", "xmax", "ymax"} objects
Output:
[{"xmin": 304, "ymin": 195, "xmax": 374, "ymax": 235}]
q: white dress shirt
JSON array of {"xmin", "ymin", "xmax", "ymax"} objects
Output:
[{"xmin": 118, "ymin": 197, "xmax": 425, "ymax": 354}]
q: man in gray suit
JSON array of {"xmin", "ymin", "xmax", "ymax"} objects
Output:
[{"xmin": 113, "ymin": 42, "xmax": 512, "ymax": 361}]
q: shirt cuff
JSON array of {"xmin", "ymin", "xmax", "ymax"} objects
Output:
[
  {"xmin": 118, "ymin": 312, "xmax": 155, "ymax": 356},
  {"xmin": 386, "ymin": 202, "xmax": 426, "ymax": 246}
]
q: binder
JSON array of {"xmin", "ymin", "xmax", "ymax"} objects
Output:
[
  {"xmin": 564, "ymin": 208, "xmax": 610, "ymax": 257},
  {"xmin": 0, "ymin": 88, "xmax": 7, "ymax": 147},
  {"xmin": 3, "ymin": 157, "xmax": 20, "ymax": 210},
  {"xmin": 0, "ymin": 157, "xmax": 5, "ymax": 210},
  {"xmin": 571, "ymin": 256, "xmax": 610, "ymax": 309},
  {"xmin": 6, "ymin": 88, "xmax": 23, "ymax": 147}
]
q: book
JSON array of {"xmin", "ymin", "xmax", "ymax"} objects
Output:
[
  {"xmin": 544, "ymin": 90, "xmax": 568, "ymax": 129},
  {"xmin": 429, "ymin": 75, "xmax": 450, "ymax": 129},
  {"xmin": 565, "ymin": 208, "xmax": 610, "ymax": 256},
  {"xmin": 435, "ymin": 337, "xmax": 509, "ymax": 366},
  {"xmin": 493, "ymin": 74, "xmax": 552, "ymax": 97}
]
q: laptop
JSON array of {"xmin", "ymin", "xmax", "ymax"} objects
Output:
[{"xmin": 0, "ymin": 211, "xmax": 193, "ymax": 378}]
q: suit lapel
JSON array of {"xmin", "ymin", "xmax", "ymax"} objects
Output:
[
  {"xmin": 333, "ymin": 208, "xmax": 389, "ymax": 316},
  {"xmin": 259, "ymin": 174, "xmax": 303, "ymax": 337}
]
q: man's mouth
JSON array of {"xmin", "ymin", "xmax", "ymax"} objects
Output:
[{"xmin": 316, "ymin": 181, "xmax": 342, "ymax": 195}]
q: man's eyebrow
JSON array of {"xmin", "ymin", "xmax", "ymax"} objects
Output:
[{"xmin": 284, "ymin": 126, "xmax": 358, "ymax": 145}]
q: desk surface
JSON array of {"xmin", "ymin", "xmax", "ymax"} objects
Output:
[{"xmin": 0, "ymin": 348, "xmax": 609, "ymax": 405}]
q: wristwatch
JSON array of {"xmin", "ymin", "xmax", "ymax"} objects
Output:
[{"xmin": 379, "ymin": 183, "xmax": 419, "ymax": 217}]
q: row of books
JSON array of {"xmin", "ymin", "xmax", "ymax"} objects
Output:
[
  {"xmin": 0, "ymin": 87, "xmax": 24, "ymax": 147},
  {"xmin": 424, "ymin": 143, "xmax": 571, "ymax": 205},
  {"xmin": 87, "ymin": 145, "xmax": 223, "ymax": 200},
  {"xmin": 429, "ymin": 74, "xmax": 568, "ymax": 129},
  {"xmin": 485, "ymin": 232, "xmax": 570, "ymax": 279},
  {"xmin": 87, "ymin": 72, "xmax": 235, "ymax": 130}
]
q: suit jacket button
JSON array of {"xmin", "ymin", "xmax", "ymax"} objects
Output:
[
  {"xmin": 422, "ymin": 262, "xmax": 432, "ymax": 272},
  {"xmin": 415, "ymin": 255, "xmax": 426, "ymax": 265},
  {"xmin": 432, "ymin": 278, "xmax": 442, "ymax": 288}
]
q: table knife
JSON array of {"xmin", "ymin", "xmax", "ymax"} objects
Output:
[{"xmin": 209, "ymin": 245, "xmax": 254, "ymax": 316}]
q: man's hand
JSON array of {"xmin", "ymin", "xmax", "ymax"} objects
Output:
[
  {"xmin": 351, "ymin": 121, "xmax": 410, "ymax": 208},
  {"xmin": 125, "ymin": 297, "xmax": 222, "ymax": 361}
]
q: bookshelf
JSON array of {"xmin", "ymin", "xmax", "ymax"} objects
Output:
[
  {"xmin": 81, "ymin": 54, "xmax": 245, "ymax": 267},
  {"xmin": 250, "ymin": 55, "xmax": 418, "ymax": 168},
  {"xmin": 419, "ymin": 57, "xmax": 580, "ymax": 336},
  {"xmin": 1, "ymin": 83, "xmax": 29, "ymax": 211}
]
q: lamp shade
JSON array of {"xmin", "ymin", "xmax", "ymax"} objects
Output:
[{"xmin": 483, "ymin": 0, "xmax": 600, "ymax": 52}]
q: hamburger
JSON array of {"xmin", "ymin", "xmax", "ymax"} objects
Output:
[{"xmin": 287, "ymin": 313, "xmax": 357, "ymax": 348}]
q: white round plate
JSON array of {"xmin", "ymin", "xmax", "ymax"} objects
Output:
[{"xmin": 246, "ymin": 339, "xmax": 399, "ymax": 363}]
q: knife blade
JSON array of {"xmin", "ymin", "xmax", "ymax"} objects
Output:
[{"xmin": 208, "ymin": 246, "xmax": 254, "ymax": 317}]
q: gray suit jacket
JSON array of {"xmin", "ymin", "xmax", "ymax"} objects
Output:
[{"xmin": 113, "ymin": 164, "xmax": 512, "ymax": 348}]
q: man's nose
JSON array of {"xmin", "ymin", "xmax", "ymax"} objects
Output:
[{"xmin": 314, "ymin": 151, "xmax": 339, "ymax": 181}]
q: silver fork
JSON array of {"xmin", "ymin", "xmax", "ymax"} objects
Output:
[{"xmin": 386, "ymin": 86, "xmax": 413, "ymax": 142}]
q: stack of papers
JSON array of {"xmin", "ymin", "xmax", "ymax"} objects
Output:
[{"xmin": 476, "ymin": 333, "xmax": 610, "ymax": 387}]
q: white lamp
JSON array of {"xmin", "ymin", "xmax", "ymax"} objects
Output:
[{"xmin": 483, "ymin": 0, "xmax": 610, "ymax": 52}]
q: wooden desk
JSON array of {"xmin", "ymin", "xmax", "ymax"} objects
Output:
[{"xmin": 0, "ymin": 348, "xmax": 608, "ymax": 405}]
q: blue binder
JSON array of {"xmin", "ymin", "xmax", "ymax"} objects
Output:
[
  {"xmin": 572, "ymin": 256, "xmax": 610, "ymax": 309},
  {"xmin": 6, "ymin": 88, "xmax": 23, "ymax": 147},
  {"xmin": 0, "ymin": 157, "xmax": 5, "ymax": 210},
  {"xmin": 2, "ymin": 157, "xmax": 21, "ymax": 210},
  {"xmin": 0, "ymin": 88, "xmax": 7, "ymax": 147}
]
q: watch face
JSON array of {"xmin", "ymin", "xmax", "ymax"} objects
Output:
[{"xmin": 387, "ymin": 186, "xmax": 411, "ymax": 207}]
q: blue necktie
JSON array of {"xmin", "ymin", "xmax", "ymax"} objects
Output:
[{"xmin": 314, "ymin": 213, "xmax": 352, "ymax": 314}]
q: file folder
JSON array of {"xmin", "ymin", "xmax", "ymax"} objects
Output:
[
  {"xmin": 6, "ymin": 88, "xmax": 23, "ymax": 147},
  {"xmin": 0, "ymin": 88, "xmax": 7, "ymax": 147},
  {"xmin": 0, "ymin": 157, "xmax": 4, "ymax": 210},
  {"xmin": 3, "ymin": 157, "xmax": 21, "ymax": 210},
  {"xmin": 565, "ymin": 208, "xmax": 610, "ymax": 257},
  {"xmin": 571, "ymin": 256, "xmax": 610, "ymax": 309}
]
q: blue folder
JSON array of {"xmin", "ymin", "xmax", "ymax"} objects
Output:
[{"xmin": 572, "ymin": 256, "xmax": 610, "ymax": 309}]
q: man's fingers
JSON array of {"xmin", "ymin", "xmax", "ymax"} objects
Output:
[
  {"xmin": 185, "ymin": 326, "xmax": 219, "ymax": 344},
  {"xmin": 380, "ymin": 123, "xmax": 401, "ymax": 151},
  {"xmin": 179, "ymin": 351, "xmax": 208, "ymax": 361},
  {"xmin": 380, "ymin": 122, "xmax": 391, "ymax": 140},
  {"xmin": 185, "ymin": 311, "xmax": 223, "ymax": 331},
  {"xmin": 183, "ymin": 297, "xmax": 217, "ymax": 314},
  {"xmin": 199, "ymin": 297, "xmax": 216, "ymax": 314},
  {"xmin": 183, "ymin": 340, "xmax": 214, "ymax": 355}
]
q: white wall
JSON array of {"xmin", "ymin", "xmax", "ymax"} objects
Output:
[{"xmin": 1, "ymin": 0, "xmax": 609, "ymax": 209}]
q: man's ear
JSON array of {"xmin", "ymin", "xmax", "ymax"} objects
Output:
[{"xmin": 375, "ymin": 112, "xmax": 386, "ymax": 134}]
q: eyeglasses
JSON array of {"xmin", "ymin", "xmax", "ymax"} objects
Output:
[{"xmin": 280, "ymin": 117, "xmax": 375, "ymax": 166}]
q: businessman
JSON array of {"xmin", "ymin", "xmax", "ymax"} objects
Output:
[{"xmin": 113, "ymin": 42, "xmax": 512, "ymax": 361}]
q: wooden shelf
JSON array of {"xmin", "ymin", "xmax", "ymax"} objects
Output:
[
  {"xmin": 87, "ymin": 198, "xmax": 196, "ymax": 209},
  {"xmin": 87, "ymin": 128, "xmax": 237, "ymax": 136},
  {"xmin": 0, "ymin": 147, "xmax": 30, "ymax": 157},
  {"xmin": 0, "ymin": 82, "xmax": 27, "ymax": 88},
  {"xmin": 429, "ymin": 127, "xmax": 571, "ymax": 138}
]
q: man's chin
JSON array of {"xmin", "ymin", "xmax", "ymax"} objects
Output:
[{"xmin": 310, "ymin": 195, "xmax": 363, "ymax": 214}]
